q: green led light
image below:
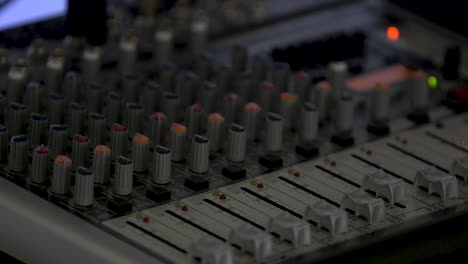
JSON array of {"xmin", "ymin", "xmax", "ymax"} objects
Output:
[{"xmin": 427, "ymin": 76, "xmax": 438, "ymax": 89}]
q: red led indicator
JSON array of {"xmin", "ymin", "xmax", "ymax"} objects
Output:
[
  {"xmin": 181, "ymin": 205, "xmax": 188, "ymax": 211},
  {"xmin": 366, "ymin": 150, "xmax": 373, "ymax": 156},
  {"xmin": 330, "ymin": 161, "xmax": 336, "ymax": 167},
  {"xmin": 256, "ymin": 183, "xmax": 264, "ymax": 189},
  {"xmin": 293, "ymin": 172, "xmax": 301, "ymax": 177},
  {"xmin": 143, "ymin": 217, "xmax": 150, "ymax": 223},
  {"xmin": 386, "ymin": 26, "xmax": 400, "ymax": 42},
  {"xmin": 219, "ymin": 194, "xmax": 226, "ymax": 200}
]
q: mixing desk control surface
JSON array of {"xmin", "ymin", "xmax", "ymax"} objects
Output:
[
  {"xmin": 1, "ymin": 0, "xmax": 468, "ymax": 263},
  {"xmin": 104, "ymin": 112, "xmax": 468, "ymax": 263}
]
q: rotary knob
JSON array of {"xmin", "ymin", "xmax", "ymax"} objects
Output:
[
  {"xmin": 226, "ymin": 124, "xmax": 246, "ymax": 163},
  {"xmin": 9, "ymin": 135, "xmax": 28, "ymax": 172},
  {"xmin": 50, "ymin": 155, "xmax": 72, "ymax": 196},
  {"xmin": 71, "ymin": 135, "xmax": 90, "ymax": 171},
  {"xmin": 88, "ymin": 113, "xmax": 107, "ymax": 147},
  {"xmin": 48, "ymin": 124, "xmax": 68, "ymax": 158},
  {"xmin": 132, "ymin": 133, "xmax": 150, "ymax": 172},
  {"xmin": 151, "ymin": 145, "xmax": 172, "ymax": 185},
  {"xmin": 113, "ymin": 156, "xmax": 133, "ymax": 196},
  {"xmin": 29, "ymin": 113, "xmax": 48, "ymax": 150},
  {"xmin": 92, "ymin": 145, "xmax": 111, "ymax": 184},
  {"xmin": 189, "ymin": 135, "xmax": 210, "ymax": 174},
  {"xmin": 73, "ymin": 166, "xmax": 94, "ymax": 207},
  {"xmin": 243, "ymin": 102, "xmax": 261, "ymax": 141},
  {"xmin": 149, "ymin": 112, "xmax": 168, "ymax": 148},
  {"xmin": 7, "ymin": 102, "xmax": 27, "ymax": 137},
  {"xmin": 299, "ymin": 102, "xmax": 318, "ymax": 144},
  {"xmin": 279, "ymin": 93, "xmax": 298, "ymax": 129},
  {"xmin": 30, "ymin": 145, "xmax": 51, "ymax": 184},
  {"xmin": 207, "ymin": 113, "xmax": 225, "ymax": 153},
  {"xmin": 169, "ymin": 123, "xmax": 187, "ymax": 162},
  {"xmin": 186, "ymin": 104, "xmax": 204, "ymax": 139},
  {"xmin": 110, "ymin": 123, "xmax": 128, "ymax": 160},
  {"xmin": 264, "ymin": 113, "xmax": 283, "ymax": 152}
]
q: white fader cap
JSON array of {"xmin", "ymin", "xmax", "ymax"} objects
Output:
[
  {"xmin": 450, "ymin": 156, "xmax": 468, "ymax": 182},
  {"xmin": 267, "ymin": 212, "xmax": 312, "ymax": 248},
  {"xmin": 340, "ymin": 189, "xmax": 385, "ymax": 225},
  {"xmin": 305, "ymin": 200, "xmax": 348, "ymax": 237},
  {"xmin": 230, "ymin": 223, "xmax": 273, "ymax": 261},
  {"xmin": 362, "ymin": 169, "xmax": 406, "ymax": 205},
  {"xmin": 414, "ymin": 166, "xmax": 458, "ymax": 201},
  {"xmin": 189, "ymin": 237, "xmax": 233, "ymax": 264}
]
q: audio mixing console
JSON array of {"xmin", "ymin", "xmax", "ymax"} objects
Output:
[{"xmin": 1, "ymin": 0, "xmax": 468, "ymax": 263}]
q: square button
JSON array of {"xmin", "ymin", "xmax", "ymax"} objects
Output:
[
  {"xmin": 295, "ymin": 144, "xmax": 319, "ymax": 158},
  {"xmin": 146, "ymin": 187, "xmax": 171, "ymax": 203},
  {"xmin": 107, "ymin": 199, "xmax": 132, "ymax": 214},
  {"xmin": 258, "ymin": 154, "xmax": 283, "ymax": 170},
  {"xmin": 222, "ymin": 165, "xmax": 247, "ymax": 180},
  {"xmin": 184, "ymin": 176, "xmax": 209, "ymax": 191}
]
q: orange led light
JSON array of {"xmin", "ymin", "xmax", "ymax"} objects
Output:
[
  {"xmin": 245, "ymin": 102, "xmax": 261, "ymax": 112},
  {"xmin": 133, "ymin": 133, "xmax": 149, "ymax": 143},
  {"xmin": 95, "ymin": 145, "xmax": 111, "ymax": 154},
  {"xmin": 280, "ymin": 92, "xmax": 298, "ymax": 102},
  {"xmin": 386, "ymin": 26, "xmax": 400, "ymax": 42},
  {"xmin": 55, "ymin": 155, "xmax": 71, "ymax": 165},
  {"xmin": 209, "ymin": 113, "xmax": 224, "ymax": 122},
  {"xmin": 171, "ymin": 123, "xmax": 187, "ymax": 133}
]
